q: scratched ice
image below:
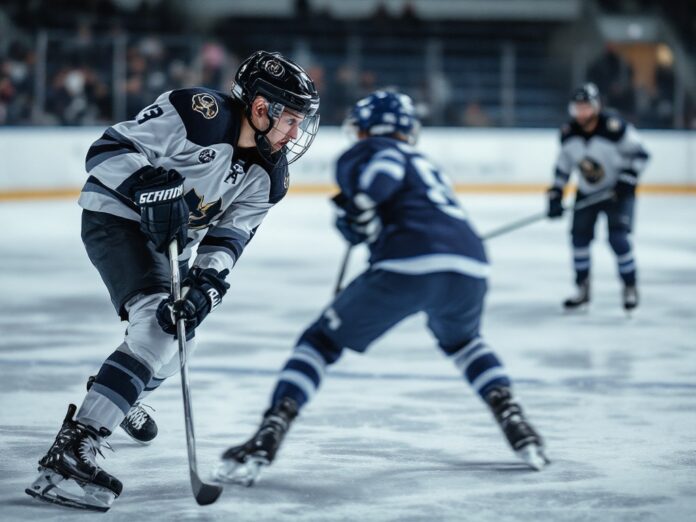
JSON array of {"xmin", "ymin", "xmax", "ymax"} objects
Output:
[{"xmin": 1, "ymin": 194, "xmax": 694, "ymax": 522}]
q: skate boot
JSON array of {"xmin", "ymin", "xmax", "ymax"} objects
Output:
[
  {"xmin": 25, "ymin": 404, "xmax": 122, "ymax": 512},
  {"xmin": 563, "ymin": 280, "xmax": 590, "ymax": 311},
  {"xmin": 214, "ymin": 397, "xmax": 298, "ymax": 486},
  {"xmin": 485, "ymin": 387, "xmax": 550, "ymax": 471},
  {"xmin": 623, "ymin": 285, "xmax": 639, "ymax": 314},
  {"xmin": 87, "ymin": 375, "xmax": 157, "ymax": 444}
]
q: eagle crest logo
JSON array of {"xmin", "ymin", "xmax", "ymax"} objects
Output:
[{"xmin": 184, "ymin": 190, "xmax": 222, "ymax": 230}]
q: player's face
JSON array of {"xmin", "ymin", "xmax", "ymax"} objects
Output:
[
  {"xmin": 267, "ymin": 110, "xmax": 306, "ymax": 152},
  {"xmin": 571, "ymin": 102, "xmax": 598, "ymax": 127}
]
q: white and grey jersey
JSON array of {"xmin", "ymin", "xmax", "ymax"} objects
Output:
[
  {"xmin": 551, "ymin": 112, "xmax": 649, "ymax": 195},
  {"xmin": 78, "ymin": 87, "xmax": 289, "ymax": 273}
]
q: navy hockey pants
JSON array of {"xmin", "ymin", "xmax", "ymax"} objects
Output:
[
  {"xmin": 271, "ymin": 269, "xmax": 511, "ymax": 409},
  {"xmin": 571, "ymin": 193, "xmax": 637, "ymax": 285}
]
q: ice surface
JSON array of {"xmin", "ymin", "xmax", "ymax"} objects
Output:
[{"xmin": 1, "ymin": 194, "xmax": 695, "ymax": 522}]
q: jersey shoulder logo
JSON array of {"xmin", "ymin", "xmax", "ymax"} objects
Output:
[
  {"xmin": 607, "ymin": 117, "xmax": 622, "ymax": 132},
  {"xmin": 192, "ymin": 93, "xmax": 219, "ymax": 119},
  {"xmin": 198, "ymin": 148, "xmax": 216, "ymax": 164}
]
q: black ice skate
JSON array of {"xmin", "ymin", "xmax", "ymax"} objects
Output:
[
  {"xmin": 87, "ymin": 375, "xmax": 158, "ymax": 444},
  {"xmin": 623, "ymin": 285, "xmax": 639, "ymax": 314},
  {"xmin": 25, "ymin": 404, "xmax": 122, "ymax": 512},
  {"xmin": 485, "ymin": 387, "xmax": 550, "ymax": 471},
  {"xmin": 563, "ymin": 280, "xmax": 590, "ymax": 311},
  {"xmin": 214, "ymin": 397, "xmax": 298, "ymax": 486}
]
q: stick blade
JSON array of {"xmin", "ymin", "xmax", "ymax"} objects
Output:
[{"xmin": 191, "ymin": 470, "xmax": 223, "ymax": 505}]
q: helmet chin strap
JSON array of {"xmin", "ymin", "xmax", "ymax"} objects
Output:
[{"xmin": 245, "ymin": 107, "xmax": 278, "ymax": 164}]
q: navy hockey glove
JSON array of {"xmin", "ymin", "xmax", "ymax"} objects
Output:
[
  {"xmin": 614, "ymin": 171, "xmax": 637, "ymax": 199},
  {"xmin": 331, "ymin": 192, "xmax": 382, "ymax": 245},
  {"xmin": 156, "ymin": 267, "xmax": 230, "ymax": 336},
  {"xmin": 546, "ymin": 187, "xmax": 564, "ymax": 218},
  {"xmin": 134, "ymin": 166, "xmax": 189, "ymax": 253}
]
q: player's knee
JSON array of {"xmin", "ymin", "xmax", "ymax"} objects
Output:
[
  {"xmin": 571, "ymin": 234, "xmax": 592, "ymax": 248},
  {"xmin": 123, "ymin": 292, "xmax": 178, "ymax": 372},
  {"xmin": 608, "ymin": 230, "xmax": 630, "ymax": 253},
  {"xmin": 297, "ymin": 322, "xmax": 343, "ymax": 365}
]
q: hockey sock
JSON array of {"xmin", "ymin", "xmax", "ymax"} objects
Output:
[
  {"xmin": 270, "ymin": 343, "xmax": 328, "ymax": 410},
  {"xmin": 609, "ymin": 232, "xmax": 636, "ymax": 285},
  {"xmin": 446, "ymin": 337, "xmax": 511, "ymax": 399},
  {"xmin": 572, "ymin": 244, "xmax": 591, "ymax": 285},
  {"xmin": 77, "ymin": 349, "xmax": 153, "ymax": 433}
]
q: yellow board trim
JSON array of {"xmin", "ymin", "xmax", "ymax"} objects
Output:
[{"xmin": 1, "ymin": 184, "xmax": 696, "ymax": 202}]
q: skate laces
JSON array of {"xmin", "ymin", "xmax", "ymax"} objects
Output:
[
  {"xmin": 125, "ymin": 403, "xmax": 154, "ymax": 430},
  {"xmin": 78, "ymin": 431, "xmax": 114, "ymax": 465}
]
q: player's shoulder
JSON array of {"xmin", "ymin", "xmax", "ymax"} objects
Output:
[
  {"xmin": 168, "ymin": 87, "xmax": 241, "ymax": 147},
  {"xmin": 594, "ymin": 110, "xmax": 628, "ymax": 142},
  {"xmin": 338, "ymin": 136, "xmax": 406, "ymax": 166},
  {"xmin": 559, "ymin": 120, "xmax": 582, "ymax": 144}
]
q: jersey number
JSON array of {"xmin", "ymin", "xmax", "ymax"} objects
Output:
[
  {"xmin": 136, "ymin": 104, "xmax": 163, "ymax": 124},
  {"xmin": 412, "ymin": 157, "xmax": 467, "ymax": 220}
]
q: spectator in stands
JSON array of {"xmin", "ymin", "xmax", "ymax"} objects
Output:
[{"xmin": 587, "ymin": 44, "xmax": 636, "ymax": 119}]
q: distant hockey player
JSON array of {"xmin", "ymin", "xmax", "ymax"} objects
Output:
[
  {"xmin": 25, "ymin": 51, "xmax": 320, "ymax": 511},
  {"xmin": 546, "ymin": 83, "xmax": 649, "ymax": 312},
  {"xmin": 215, "ymin": 90, "xmax": 549, "ymax": 487}
]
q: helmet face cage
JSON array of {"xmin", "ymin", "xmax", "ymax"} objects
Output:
[
  {"xmin": 568, "ymin": 82, "xmax": 600, "ymax": 118},
  {"xmin": 232, "ymin": 51, "xmax": 320, "ymax": 164},
  {"xmin": 344, "ymin": 90, "xmax": 420, "ymax": 144}
]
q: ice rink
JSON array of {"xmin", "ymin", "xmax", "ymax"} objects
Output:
[{"xmin": 0, "ymin": 193, "xmax": 694, "ymax": 522}]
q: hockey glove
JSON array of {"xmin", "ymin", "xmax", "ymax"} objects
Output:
[
  {"xmin": 614, "ymin": 171, "xmax": 637, "ymax": 199},
  {"xmin": 546, "ymin": 187, "xmax": 564, "ymax": 219},
  {"xmin": 156, "ymin": 267, "xmax": 230, "ymax": 336},
  {"xmin": 134, "ymin": 166, "xmax": 189, "ymax": 253},
  {"xmin": 331, "ymin": 192, "xmax": 382, "ymax": 245}
]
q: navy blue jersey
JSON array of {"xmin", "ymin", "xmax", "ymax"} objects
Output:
[{"xmin": 336, "ymin": 137, "xmax": 489, "ymax": 279}]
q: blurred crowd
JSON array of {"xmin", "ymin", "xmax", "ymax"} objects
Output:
[{"xmin": 1, "ymin": 0, "xmax": 694, "ymax": 129}]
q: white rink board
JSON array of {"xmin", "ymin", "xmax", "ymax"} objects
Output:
[
  {"xmin": 0, "ymin": 127, "xmax": 694, "ymax": 190},
  {"xmin": 0, "ymin": 194, "xmax": 695, "ymax": 522}
]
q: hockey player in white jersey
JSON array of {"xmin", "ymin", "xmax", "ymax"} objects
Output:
[
  {"xmin": 25, "ymin": 50, "xmax": 319, "ymax": 511},
  {"xmin": 546, "ymin": 83, "xmax": 649, "ymax": 312}
]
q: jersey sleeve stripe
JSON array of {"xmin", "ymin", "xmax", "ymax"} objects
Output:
[
  {"xmin": 359, "ymin": 159, "xmax": 405, "ymax": 190},
  {"xmin": 85, "ymin": 128, "xmax": 140, "ymax": 172}
]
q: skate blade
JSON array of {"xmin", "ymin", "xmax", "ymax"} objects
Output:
[
  {"xmin": 25, "ymin": 468, "xmax": 117, "ymax": 512},
  {"xmin": 516, "ymin": 444, "xmax": 550, "ymax": 471},
  {"xmin": 563, "ymin": 303, "xmax": 589, "ymax": 314},
  {"xmin": 212, "ymin": 456, "xmax": 268, "ymax": 487}
]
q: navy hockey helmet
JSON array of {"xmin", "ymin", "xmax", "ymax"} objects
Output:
[
  {"xmin": 568, "ymin": 82, "xmax": 600, "ymax": 118},
  {"xmin": 232, "ymin": 50, "xmax": 320, "ymax": 164},
  {"xmin": 345, "ymin": 90, "xmax": 420, "ymax": 144}
]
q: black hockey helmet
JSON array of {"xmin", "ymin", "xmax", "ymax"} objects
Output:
[
  {"xmin": 232, "ymin": 50, "xmax": 320, "ymax": 164},
  {"xmin": 568, "ymin": 82, "xmax": 600, "ymax": 117}
]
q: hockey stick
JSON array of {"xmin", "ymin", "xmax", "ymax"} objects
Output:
[
  {"xmin": 333, "ymin": 245, "xmax": 353, "ymax": 296},
  {"xmin": 480, "ymin": 189, "xmax": 615, "ymax": 241},
  {"xmin": 168, "ymin": 240, "xmax": 223, "ymax": 506}
]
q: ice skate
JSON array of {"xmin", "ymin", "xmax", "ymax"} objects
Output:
[
  {"xmin": 485, "ymin": 387, "xmax": 550, "ymax": 471},
  {"xmin": 623, "ymin": 285, "xmax": 638, "ymax": 315},
  {"xmin": 214, "ymin": 397, "xmax": 298, "ymax": 486},
  {"xmin": 25, "ymin": 404, "xmax": 122, "ymax": 512},
  {"xmin": 87, "ymin": 375, "xmax": 158, "ymax": 444},
  {"xmin": 563, "ymin": 280, "xmax": 590, "ymax": 312}
]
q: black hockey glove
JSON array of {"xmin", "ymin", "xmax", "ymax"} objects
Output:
[
  {"xmin": 614, "ymin": 171, "xmax": 637, "ymax": 199},
  {"xmin": 546, "ymin": 187, "xmax": 564, "ymax": 219},
  {"xmin": 331, "ymin": 192, "xmax": 382, "ymax": 245},
  {"xmin": 134, "ymin": 166, "xmax": 189, "ymax": 253},
  {"xmin": 156, "ymin": 267, "xmax": 230, "ymax": 336}
]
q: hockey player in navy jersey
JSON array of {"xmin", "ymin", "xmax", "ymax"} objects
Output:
[
  {"xmin": 546, "ymin": 83, "xmax": 649, "ymax": 312},
  {"xmin": 216, "ymin": 90, "xmax": 549, "ymax": 487},
  {"xmin": 25, "ymin": 51, "xmax": 319, "ymax": 511}
]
